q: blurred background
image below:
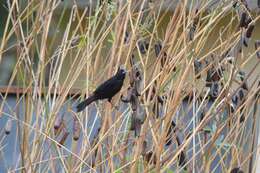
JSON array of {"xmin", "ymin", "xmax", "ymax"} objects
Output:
[{"xmin": 0, "ymin": 0, "xmax": 260, "ymax": 173}]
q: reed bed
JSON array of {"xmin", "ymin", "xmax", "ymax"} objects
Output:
[{"xmin": 0, "ymin": 0, "xmax": 260, "ymax": 172}]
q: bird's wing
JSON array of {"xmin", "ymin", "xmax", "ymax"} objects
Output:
[{"xmin": 94, "ymin": 76, "xmax": 120, "ymax": 95}]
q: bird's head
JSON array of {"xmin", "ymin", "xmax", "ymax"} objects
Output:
[{"xmin": 116, "ymin": 65, "xmax": 127, "ymax": 79}]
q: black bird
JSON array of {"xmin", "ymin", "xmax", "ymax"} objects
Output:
[{"xmin": 76, "ymin": 67, "xmax": 126, "ymax": 112}]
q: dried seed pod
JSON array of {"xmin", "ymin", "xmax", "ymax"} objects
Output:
[
  {"xmin": 134, "ymin": 121, "xmax": 142, "ymax": 137},
  {"xmin": 129, "ymin": 67, "xmax": 135, "ymax": 86},
  {"xmin": 203, "ymin": 128, "xmax": 211, "ymax": 134},
  {"xmin": 160, "ymin": 52, "xmax": 168, "ymax": 68},
  {"xmin": 206, "ymin": 71, "xmax": 214, "ymax": 86},
  {"xmin": 238, "ymin": 89, "xmax": 245, "ymax": 102},
  {"xmin": 245, "ymin": 17, "xmax": 252, "ymax": 27},
  {"xmin": 200, "ymin": 109, "xmax": 205, "ymax": 121},
  {"xmin": 91, "ymin": 127, "xmax": 101, "ymax": 146},
  {"xmin": 99, "ymin": 0, "xmax": 112, "ymax": 4},
  {"xmin": 137, "ymin": 40, "xmax": 149, "ymax": 54},
  {"xmin": 165, "ymin": 132, "xmax": 172, "ymax": 145},
  {"xmin": 255, "ymin": 40, "xmax": 260, "ymax": 59},
  {"xmin": 188, "ymin": 25, "xmax": 196, "ymax": 41},
  {"xmin": 134, "ymin": 67, "xmax": 140, "ymax": 78},
  {"xmin": 233, "ymin": 2, "xmax": 238, "ymax": 8},
  {"xmin": 73, "ymin": 117, "xmax": 80, "ymax": 141},
  {"xmin": 144, "ymin": 83, "xmax": 158, "ymax": 102},
  {"xmin": 54, "ymin": 123, "xmax": 64, "ymax": 137},
  {"xmin": 224, "ymin": 41, "xmax": 242, "ymax": 60},
  {"xmin": 131, "ymin": 110, "xmax": 143, "ymax": 136},
  {"xmin": 188, "ymin": 8, "xmax": 199, "ymax": 41},
  {"xmin": 243, "ymin": 23, "xmax": 254, "ymax": 47},
  {"xmin": 185, "ymin": 132, "xmax": 192, "ymax": 140},
  {"xmin": 189, "ymin": 19, "xmax": 198, "ymax": 41},
  {"xmin": 226, "ymin": 56, "xmax": 235, "ymax": 64},
  {"xmin": 239, "ymin": 12, "xmax": 248, "ymax": 28},
  {"xmin": 154, "ymin": 41, "xmax": 168, "ymax": 68},
  {"xmin": 129, "ymin": 55, "xmax": 141, "ymax": 87},
  {"xmin": 154, "ymin": 42, "xmax": 162, "ymax": 57},
  {"xmin": 209, "ymin": 82, "xmax": 220, "ymax": 99},
  {"xmin": 58, "ymin": 131, "xmax": 69, "ymax": 147},
  {"xmin": 145, "ymin": 42, "xmax": 149, "ymax": 50},
  {"xmin": 238, "ymin": 71, "xmax": 248, "ymax": 90},
  {"xmin": 144, "ymin": 151, "xmax": 156, "ymax": 164},
  {"xmin": 165, "ymin": 121, "xmax": 177, "ymax": 146},
  {"xmin": 238, "ymin": 11, "xmax": 252, "ymax": 29},
  {"xmin": 230, "ymin": 72, "xmax": 248, "ymax": 122},
  {"xmin": 246, "ymin": 24, "xmax": 255, "ymax": 38},
  {"xmin": 230, "ymin": 167, "xmax": 244, "ymax": 173},
  {"xmin": 173, "ymin": 134, "xmax": 187, "ymax": 169},
  {"xmin": 241, "ymin": 0, "xmax": 249, "ymax": 9},
  {"xmin": 141, "ymin": 140, "xmax": 147, "ymax": 155},
  {"xmin": 71, "ymin": 35, "xmax": 81, "ymax": 47},
  {"xmin": 178, "ymin": 151, "xmax": 187, "ymax": 170},
  {"xmin": 232, "ymin": 95, "xmax": 238, "ymax": 105},
  {"xmin": 131, "ymin": 94, "xmax": 139, "ymax": 111},
  {"xmin": 54, "ymin": 113, "xmax": 64, "ymax": 130},
  {"xmin": 206, "ymin": 67, "xmax": 223, "ymax": 83},
  {"xmin": 133, "ymin": 66, "xmax": 143, "ymax": 96},
  {"xmin": 5, "ymin": 119, "xmax": 12, "ymax": 135},
  {"xmin": 238, "ymin": 40, "xmax": 243, "ymax": 53},
  {"xmin": 239, "ymin": 114, "xmax": 245, "ymax": 123},
  {"xmin": 243, "ymin": 36, "xmax": 249, "ymax": 47},
  {"xmin": 121, "ymin": 87, "xmax": 133, "ymax": 103},
  {"xmin": 54, "ymin": 113, "xmax": 65, "ymax": 136},
  {"xmin": 135, "ymin": 78, "xmax": 142, "ymax": 96},
  {"xmin": 230, "ymin": 103, "xmax": 236, "ymax": 114},
  {"xmin": 194, "ymin": 59, "xmax": 202, "ymax": 79},
  {"xmin": 124, "ymin": 31, "xmax": 130, "ymax": 44},
  {"xmin": 130, "ymin": 113, "xmax": 136, "ymax": 131}
]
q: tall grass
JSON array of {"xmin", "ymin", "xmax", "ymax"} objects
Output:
[{"xmin": 0, "ymin": 0, "xmax": 260, "ymax": 172}]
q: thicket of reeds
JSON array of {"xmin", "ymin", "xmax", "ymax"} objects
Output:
[{"xmin": 0, "ymin": 0, "xmax": 260, "ymax": 172}]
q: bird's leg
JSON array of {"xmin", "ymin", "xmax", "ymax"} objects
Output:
[{"xmin": 108, "ymin": 98, "xmax": 119, "ymax": 111}]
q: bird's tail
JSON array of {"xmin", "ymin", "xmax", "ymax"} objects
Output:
[{"xmin": 76, "ymin": 95, "xmax": 97, "ymax": 112}]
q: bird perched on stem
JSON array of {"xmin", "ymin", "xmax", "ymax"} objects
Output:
[{"xmin": 76, "ymin": 66, "xmax": 126, "ymax": 112}]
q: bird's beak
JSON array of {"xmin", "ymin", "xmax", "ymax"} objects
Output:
[
  {"xmin": 119, "ymin": 65, "xmax": 127, "ymax": 74},
  {"xmin": 122, "ymin": 69, "xmax": 127, "ymax": 74}
]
